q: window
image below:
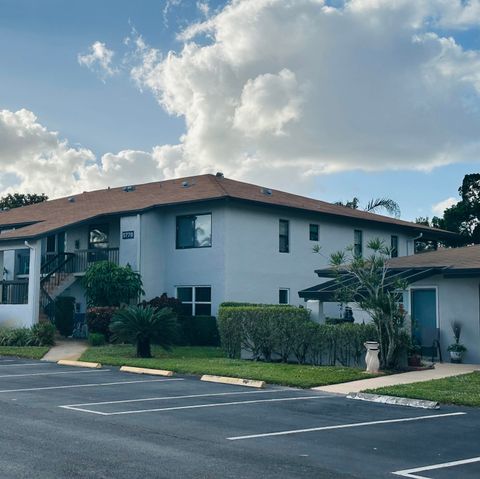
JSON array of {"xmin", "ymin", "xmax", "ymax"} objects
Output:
[
  {"xmin": 309, "ymin": 224, "xmax": 319, "ymax": 241},
  {"xmin": 177, "ymin": 286, "xmax": 212, "ymax": 316},
  {"xmin": 279, "ymin": 288, "xmax": 289, "ymax": 305},
  {"xmin": 89, "ymin": 224, "xmax": 109, "ymax": 249},
  {"xmin": 176, "ymin": 213, "xmax": 212, "ymax": 249},
  {"xmin": 391, "ymin": 235, "xmax": 399, "ymax": 258},
  {"xmin": 46, "ymin": 235, "xmax": 56, "ymax": 253},
  {"xmin": 354, "ymin": 230, "xmax": 363, "ymax": 257},
  {"xmin": 279, "ymin": 219, "xmax": 289, "ymax": 253}
]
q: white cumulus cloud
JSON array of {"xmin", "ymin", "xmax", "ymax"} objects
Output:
[
  {"xmin": 432, "ymin": 196, "xmax": 457, "ymax": 216},
  {"xmin": 78, "ymin": 41, "xmax": 118, "ymax": 81},
  {"xmin": 5, "ymin": 0, "xmax": 480, "ymax": 199},
  {"xmin": 126, "ymin": 0, "xmax": 480, "ymax": 188},
  {"xmin": 0, "ymin": 109, "xmax": 190, "ymax": 198}
]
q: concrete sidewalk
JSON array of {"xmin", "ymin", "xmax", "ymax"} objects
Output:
[
  {"xmin": 41, "ymin": 339, "xmax": 88, "ymax": 362},
  {"xmin": 313, "ymin": 362, "xmax": 480, "ymax": 394}
]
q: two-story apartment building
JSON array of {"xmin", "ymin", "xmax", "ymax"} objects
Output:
[{"xmin": 0, "ymin": 173, "xmax": 453, "ymax": 329}]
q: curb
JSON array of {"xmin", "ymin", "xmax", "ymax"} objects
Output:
[
  {"xmin": 347, "ymin": 392, "xmax": 439, "ymax": 409},
  {"xmin": 201, "ymin": 375, "xmax": 265, "ymax": 388},
  {"xmin": 120, "ymin": 366, "xmax": 174, "ymax": 377},
  {"xmin": 57, "ymin": 360, "xmax": 102, "ymax": 369}
]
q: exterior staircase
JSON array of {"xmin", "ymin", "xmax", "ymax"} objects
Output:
[{"xmin": 40, "ymin": 253, "xmax": 76, "ymax": 323}]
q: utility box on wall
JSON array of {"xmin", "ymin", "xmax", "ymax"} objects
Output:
[{"xmin": 119, "ymin": 215, "xmax": 140, "ymax": 271}]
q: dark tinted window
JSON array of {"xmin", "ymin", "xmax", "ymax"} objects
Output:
[
  {"xmin": 354, "ymin": 230, "xmax": 363, "ymax": 258},
  {"xmin": 391, "ymin": 235, "xmax": 399, "ymax": 258},
  {"xmin": 176, "ymin": 214, "xmax": 212, "ymax": 249},
  {"xmin": 279, "ymin": 289, "xmax": 289, "ymax": 304},
  {"xmin": 279, "ymin": 220, "xmax": 289, "ymax": 253},
  {"xmin": 309, "ymin": 224, "xmax": 319, "ymax": 241}
]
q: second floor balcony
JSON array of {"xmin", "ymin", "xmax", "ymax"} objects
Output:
[{"xmin": 42, "ymin": 247, "xmax": 120, "ymax": 276}]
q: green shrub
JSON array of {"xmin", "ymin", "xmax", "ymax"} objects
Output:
[
  {"xmin": 87, "ymin": 307, "xmax": 118, "ymax": 340},
  {"xmin": 217, "ymin": 309, "xmax": 243, "ymax": 359},
  {"xmin": 178, "ymin": 316, "xmax": 220, "ymax": 346},
  {"xmin": 140, "ymin": 294, "xmax": 183, "ymax": 316},
  {"xmin": 110, "ymin": 306, "xmax": 177, "ymax": 358},
  {"xmin": 217, "ymin": 303, "xmax": 382, "ymax": 366},
  {"xmin": 0, "ymin": 323, "xmax": 56, "ymax": 347},
  {"xmin": 88, "ymin": 332, "xmax": 106, "ymax": 346},
  {"xmin": 218, "ymin": 305, "xmax": 310, "ymax": 361},
  {"xmin": 55, "ymin": 296, "xmax": 75, "ymax": 337},
  {"xmin": 31, "ymin": 322, "xmax": 55, "ymax": 346},
  {"xmin": 0, "ymin": 328, "xmax": 32, "ymax": 346},
  {"xmin": 83, "ymin": 262, "xmax": 144, "ymax": 307}
]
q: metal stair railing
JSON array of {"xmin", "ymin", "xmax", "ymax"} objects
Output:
[{"xmin": 40, "ymin": 253, "xmax": 76, "ymax": 323}]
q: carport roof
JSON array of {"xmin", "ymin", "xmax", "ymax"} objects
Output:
[
  {"xmin": 299, "ymin": 267, "xmax": 444, "ymax": 301},
  {"xmin": 300, "ymin": 244, "xmax": 480, "ymax": 301}
]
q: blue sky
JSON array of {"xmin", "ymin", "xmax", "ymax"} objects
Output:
[{"xmin": 1, "ymin": 0, "xmax": 480, "ymax": 221}]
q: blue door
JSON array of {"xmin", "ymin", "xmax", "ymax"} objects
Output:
[{"xmin": 411, "ymin": 289, "xmax": 437, "ymax": 350}]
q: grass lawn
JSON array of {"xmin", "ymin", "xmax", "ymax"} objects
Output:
[
  {"xmin": 81, "ymin": 345, "xmax": 376, "ymax": 388},
  {"xmin": 0, "ymin": 346, "xmax": 50, "ymax": 360},
  {"xmin": 367, "ymin": 372, "xmax": 480, "ymax": 407}
]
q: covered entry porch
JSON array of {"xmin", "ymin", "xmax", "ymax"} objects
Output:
[{"xmin": 299, "ymin": 266, "xmax": 446, "ymax": 361}]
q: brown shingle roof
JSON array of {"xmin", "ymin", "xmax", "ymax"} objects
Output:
[
  {"xmin": 388, "ymin": 244, "xmax": 480, "ymax": 270},
  {"xmin": 0, "ymin": 174, "xmax": 455, "ymax": 241}
]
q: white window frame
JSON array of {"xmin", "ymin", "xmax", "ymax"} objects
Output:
[
  {"xmin": 279, "ymin": 288, "xmax": 290, "ymax": 305},
  {"xmin": 176, "ymin": 285, "xmax": 212, "ymax": 316}
]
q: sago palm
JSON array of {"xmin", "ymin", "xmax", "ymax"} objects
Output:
[{"xmin": 110, "ymin": 306, "xmax": 177, "ymax": 358}]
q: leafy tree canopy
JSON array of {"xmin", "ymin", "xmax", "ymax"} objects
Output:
[
  {"xmin": 0, "ymin": 193, "xmax": 48, "ymax": 210},
  {"xmin": 420, "ymin": 174, "xmax": 480, "ymax": 246},
  {"xmin": 83, "ymin": 261, "xmax": 144, "ymax": 307},
  {"xmin": 335, "ymin": 197, "xmax": 401, "ymax": 218}
]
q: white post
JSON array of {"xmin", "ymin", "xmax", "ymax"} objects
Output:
[
  {"xmin": 307, "ymin": 300, "xmax": 326, "ymax": 324},
  {"xmin": 26, "ymin": 240, "xmax": 41, "ymax": 325}
]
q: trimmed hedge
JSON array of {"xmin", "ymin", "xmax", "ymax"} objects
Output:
[
  {"xmin": 178, "ymin": 316, "xmax": 220, "ymax": 346},
  {"xmin": 0, "ymin": 322, "xmax": 55, "ymax": 347},
  {"xmin": 218, "ymin": 303, "xmax": 379, "ymax": 366}
]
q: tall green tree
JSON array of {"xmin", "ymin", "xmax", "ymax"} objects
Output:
[
  {"xmin": 330, "ymin": 239, "xmax": 408, "ymax": 369},
  {"xmin": 430, "ymin": 174, "xmax": 480, "ymax": 246},
  {"xmin": 0, "ymin": 193, "xmax": 48, "ymax": 209},
  {"xmin": 335, "ymin": 197, "xmax": 401, "ymax": 218},
  {"xmin": 83, "ymin": 261, "xmax": 144, "ymax": 307}
]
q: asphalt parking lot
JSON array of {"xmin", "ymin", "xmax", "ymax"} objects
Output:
[{"xmin": 0, "ymin": 356, "xmax": 478, "ymax": 479}]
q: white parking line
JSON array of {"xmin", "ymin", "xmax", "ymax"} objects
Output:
[
  {"xmin": 0, "ymin": 378, "xmax": 184, "ymax": 393},
  {"xmin": 63, "ymin": 388, "xmax": 292, "ymax": 407},
  {"xmin": 0, "ymin": 369, "xmax": 111, "ymax": 379},
  {"xmin": 0, "ymin": 363, "xmax": 53, "ymax": 368},
  {"xmin": 60, "ymin": 395, "xmax": 331, "ymax": 416},
  {"xmin": 227, "ymin": 412, "xmax": 467, "ymax": 441},
  {"xmin": 392, "ymin": 456, "xmax": 480, "ymax": 478}
]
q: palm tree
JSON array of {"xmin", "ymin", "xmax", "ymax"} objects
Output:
[
  {"xmin": 110, "ymin": 306, "xmax": 177, "ymax": 358},
  {"xmin": 335, "ymin": 197, "xmax": 401, "ymax": 218}
]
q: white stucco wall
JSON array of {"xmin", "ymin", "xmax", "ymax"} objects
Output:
[
  {"xmin": 0, "ymin": 239, "xmax": 41, "ymax": 328},
  {"xmin": 65, "ymin": 217, "xmax": 120, "ymax": 252},
  {"xmin": 119, "ymin": 215, "xmax": 141, "ymax": 271},
  {"xmin": 138, "ymin": 202, "xmax": 227, "ymax": 315},
  {"xmin": 407, "ymin": 275, "xmax": 480, "ymax": 363},
  {"xmin": 222, "ymin": 202, "xmax": 413, "ymax": 311}
]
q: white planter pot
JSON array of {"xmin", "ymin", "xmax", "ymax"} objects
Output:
[
  {"xmin": 450, "ymin": 351, "xmax": 463, "ymax": 363},
  {"xmin": 364, "ymin": 341, "xmax": 380, "ymax": 373}
]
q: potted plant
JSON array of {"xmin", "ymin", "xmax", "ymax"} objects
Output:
[
  {"xmin": 407, "ymin": 343, "xmax": 422, "ymax": 367},
  {"xmin": 448, "ymin": 321, "xmax": 467, "ymax": 364}
]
